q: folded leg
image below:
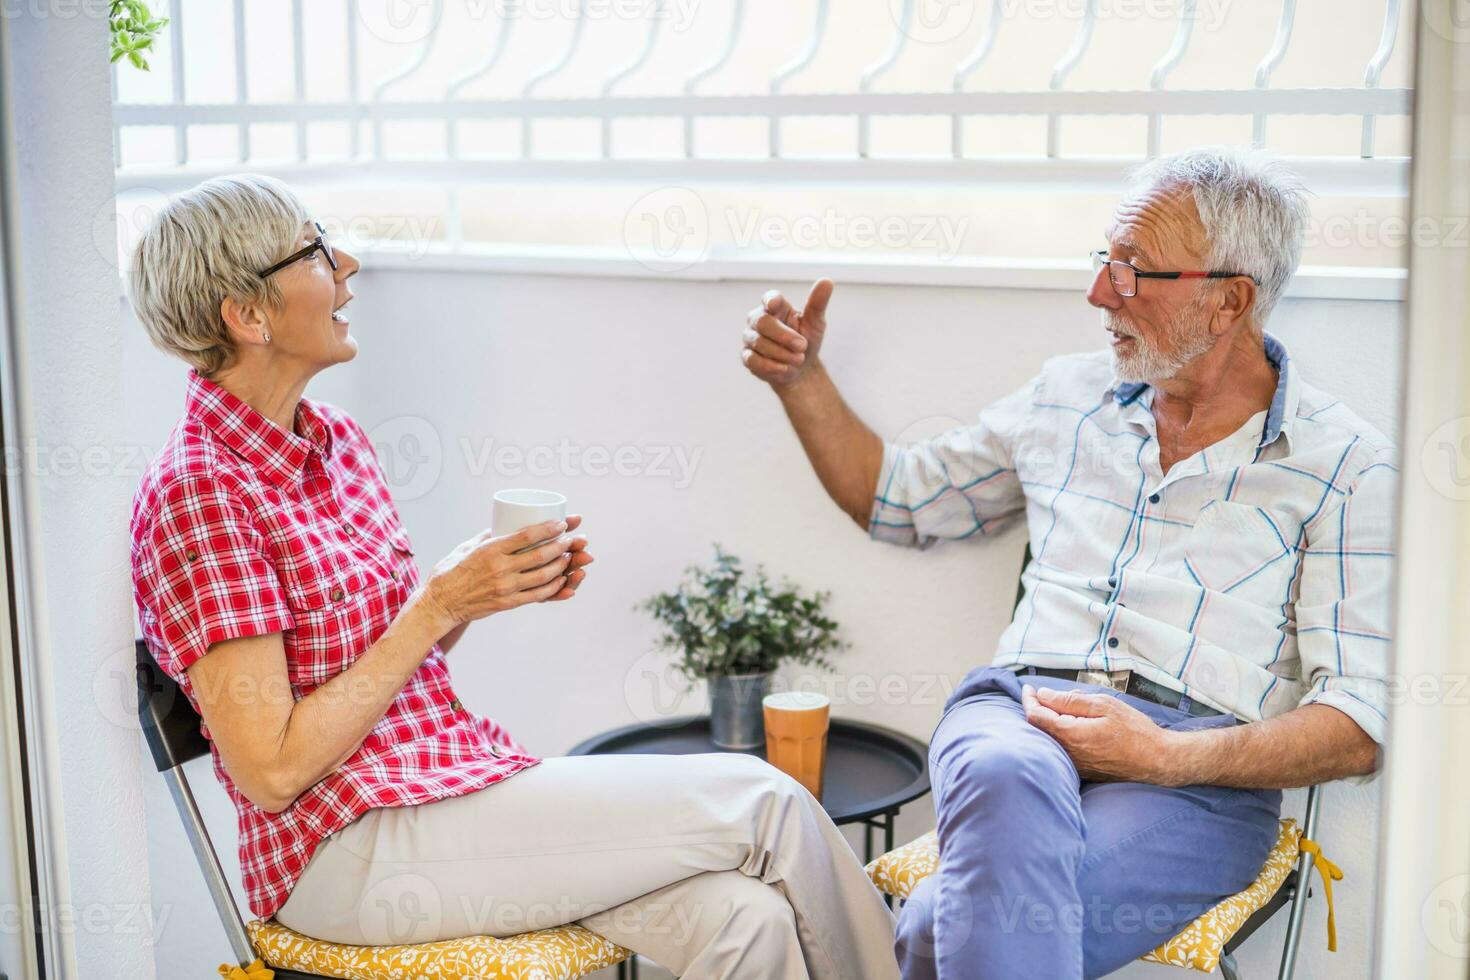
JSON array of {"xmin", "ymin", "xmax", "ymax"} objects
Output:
[
  {"xmin": 896, "ymin": 667, "xmax": 1282, "ymax": 980},
  {"xmin": 1075, "ymin": 778, "xmax": 1280, "ymax": 977},
  {"xmin": 276, "ymin": 752, "xmax": 899, "ymax": 980}
]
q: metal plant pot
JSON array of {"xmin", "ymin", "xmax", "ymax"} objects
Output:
[{"xmin": 708, "ymin": 672, "xmax": 772, "ymax": 750}]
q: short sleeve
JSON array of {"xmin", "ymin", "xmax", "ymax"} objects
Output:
[
  {"xmin": 1294, "ymin": 452, "xmax": 1396, "ymax": 745},
  {"xmin": 867, "ymin": 375, "xmax": 1034, "ymax": 548},
  {"xmin": 136, "ymin": 477, "xmax": 294, "ymax": 680}
]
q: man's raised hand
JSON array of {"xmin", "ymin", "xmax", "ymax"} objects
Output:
[{"xmin": 741, "ymin": 279, "xmax": 834, "ymax": 391}]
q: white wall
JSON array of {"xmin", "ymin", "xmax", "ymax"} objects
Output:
[
  {"xmin": 124, "ymin": 268, "xmax": 1400, "ymax": 979},
  {"xmin": 1, "ymin": 9, "xmax": 157, "ymax": 980}
]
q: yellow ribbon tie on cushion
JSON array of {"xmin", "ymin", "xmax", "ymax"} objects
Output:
[
  {"xmin": 217, "ymin": 957, "xmax": 274, "ymax": 979},
  {"xmin": 1297, "ymin": 838, "xmax": 1343, "ymax": 952}
]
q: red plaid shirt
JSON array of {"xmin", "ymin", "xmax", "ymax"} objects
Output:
[{"xmin": 131, "ymin": 371, "xmax": 539, "ymax": 921}]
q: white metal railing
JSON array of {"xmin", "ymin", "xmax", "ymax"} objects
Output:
[
  {"xmin": 1360, "ymin": 0, "xmax": 1403, "ymax": 157},
  {"xmin": 1251, "ymin": 0, "xmax": 1296, "ymax": 147},
  {"xmin": 112, "ymin": 0, "xmax": 1414, "ymax": 248}
]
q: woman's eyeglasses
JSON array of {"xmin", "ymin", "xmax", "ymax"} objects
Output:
[
  {"xmin": 258, "ymin": 222, "xmax": 337, "ymax": 279},
  {"xmin": 1090, "ymin": 249, "xmax": 1259, "ymax": 298}
]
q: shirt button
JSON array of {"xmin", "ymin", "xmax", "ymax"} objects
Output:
[
  {"xmin": 391, "ymin": 569, "xmax": 400, "ymax": 581},
  {"xmin": 345, "ymin": 524, "xmax": 358, "ymax": 536},
  {"xmin": 1149, "ymin": 493, "xmax": 1161, "ymax": 504},
  {"xmin": 449, "ymin": 698, "xmax": 463, "ymax": 711},
  {"xmin": 185, "ymin": 549, "xmax": 199, "ymax": 562},
  {"xmin": 330, "ymin": 587, "xmax": 345, "ymax": 602},
  {"xmin": 1107, "ymin": 576, "xmax": 1117, "ymax": 588},
  {"xmin": 1107, "ymin": 637, "xmax": 1120, "ymax": 648}
]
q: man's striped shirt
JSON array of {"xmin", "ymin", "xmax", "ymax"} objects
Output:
[{"xmin": 869, "ymin": 333, "xmax": 1396, "ymax": 744}]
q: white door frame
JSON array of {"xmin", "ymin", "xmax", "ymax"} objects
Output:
[
  {"xmin": 1374, "ymin": 3, "xmax": 1470, "ymax": 976},
  {"xmin": 0, "ymin": 15, "xmax": 54, "ymax": 980},
  {"xmin": 2, "ymin": 6, "xmax": 177, "ymax": 976}
]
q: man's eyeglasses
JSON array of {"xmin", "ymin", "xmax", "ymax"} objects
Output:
[
  {"xmin": 1090, "ymin": 249, "xmax": 1259, "ymax": 298},
  {"xmin": 258, "ymin": 222, "xmax": 337, "ymax": 279}
]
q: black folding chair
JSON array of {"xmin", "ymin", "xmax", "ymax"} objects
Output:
[
  {"xmin": 136, "ymin": 638, "xmax": 635, "ymax": 979},
  {"xmin": 135, "ymin": 638, "xmax": 330, "ymax": 979}
]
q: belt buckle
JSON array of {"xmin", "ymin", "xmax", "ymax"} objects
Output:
[{"xmin": 1077, "ymin": 668, "xmax": 1131, "ymax": 692}]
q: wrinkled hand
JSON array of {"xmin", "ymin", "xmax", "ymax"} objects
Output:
[
  {"xmin": 741, "ymin": 279, "xmax": 833, "ymax": 390},
  {"xmin": 544, "ymin": 514, "xmax": 592, "ymax": 602},
  {"xmin": 425, "ymin": 514, "xmax": 593, "ymax": 625},
  {"xmin": 1021, "ymin": 684, "xmax": 1175, "ymax": 784}
]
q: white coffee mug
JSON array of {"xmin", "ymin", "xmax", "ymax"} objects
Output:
[{"xmin": 492, "ymin": 489, "xmax": 567, "ymax": 551}]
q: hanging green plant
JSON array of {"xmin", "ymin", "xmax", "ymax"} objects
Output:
[{"xmin": 110, "ymin": 0, "xmax": 169, "ymax": 72}]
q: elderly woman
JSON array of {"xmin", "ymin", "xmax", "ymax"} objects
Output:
[{"xmin": 128, "ymin": 175, "xmax": 898, "ymax": 980}]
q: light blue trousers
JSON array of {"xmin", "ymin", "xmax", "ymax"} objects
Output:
[{"xmin": 895, "ymin": 666, "xmax": 1282, "ymax": 980}]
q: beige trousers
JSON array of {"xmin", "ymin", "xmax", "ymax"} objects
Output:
[{"xmin": 274, "ymin": 752, "xmax": 899, "ymax": 980}]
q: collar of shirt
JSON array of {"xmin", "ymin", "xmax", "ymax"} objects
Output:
[
  {"xmin": 184, "ymin": 370, "xmax": 333, "ymax": 488},
  {"xmin": 1104, "ymin": 330, "xmax": 1300, "ymax": 453}
]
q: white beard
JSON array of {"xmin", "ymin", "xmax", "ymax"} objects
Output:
[{"xmin": 1104, "ymin": 295, "xmax": 1215, "ymax": 383}]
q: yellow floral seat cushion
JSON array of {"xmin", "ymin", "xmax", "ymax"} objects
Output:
[
  {"xmin": 865, "ymin": 818, "xmax": 1304, "ymax": 974},
  {"xmin": 246, "ymin": 918, "xmax": 631, "ymax": 980}
]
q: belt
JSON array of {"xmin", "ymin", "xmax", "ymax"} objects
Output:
[{"xmin": 1018, "ymin": 667, "xmax": 1223, "ymax": 718}]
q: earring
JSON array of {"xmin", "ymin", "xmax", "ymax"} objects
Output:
[{"xmin": 261, "ymin": 330, "xmax": 272, "ymax": 345}]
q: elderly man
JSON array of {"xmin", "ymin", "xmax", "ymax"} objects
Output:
[{"xmin": 739, "ymin": 146, "xmax": 1394, "ymax": 979}]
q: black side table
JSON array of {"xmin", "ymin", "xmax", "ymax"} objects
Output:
[{"xmin": 569, "ymin": 715, "xmax": 932, "ymax": 978}]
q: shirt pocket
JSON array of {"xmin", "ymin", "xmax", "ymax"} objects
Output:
[
  {"xmin": 1183, "ymin": 500, "xmax": 1299, "ymax": 600},
  {"xmin": 381, "ymin": 523, "xmax": 419, "ymax": 590},
  {"xmin": 387, "ymin": 524, "xmax": 414, "ymax": 556},
  {"xmin": 282, "ymin": 570, "xmax": 365, "ymax": 688}
]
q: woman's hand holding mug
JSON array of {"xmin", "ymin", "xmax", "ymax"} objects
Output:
[{"xmin": 424, "ymin": 515, "xmax": 592, "ymax": 627}]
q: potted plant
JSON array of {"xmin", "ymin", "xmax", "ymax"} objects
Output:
[{"xmin": 639, "ymin": 546, "xmax": 844, "ymax": 749}]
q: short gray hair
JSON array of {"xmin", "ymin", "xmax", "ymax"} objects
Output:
[
  {"xmin": 1127, "ymin": 146, "xmax": 1310, "ymax": 328},
  {"xmin": 129, "ymin": 174, "xmax": 309, "ymax": 376}
]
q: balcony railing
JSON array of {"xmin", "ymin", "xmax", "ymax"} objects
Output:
[
  {"xmin": 114, "ymin": 0, "xmax": 1410, "ymax": 177},
  {"xmin": 108, "ymin": 0, "xmax": 1414, "ymax": 293}
]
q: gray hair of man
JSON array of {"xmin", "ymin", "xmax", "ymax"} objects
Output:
[{"xmin": 1125, "ymin": 146, "xmax": 1311, "ymax": 331}]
